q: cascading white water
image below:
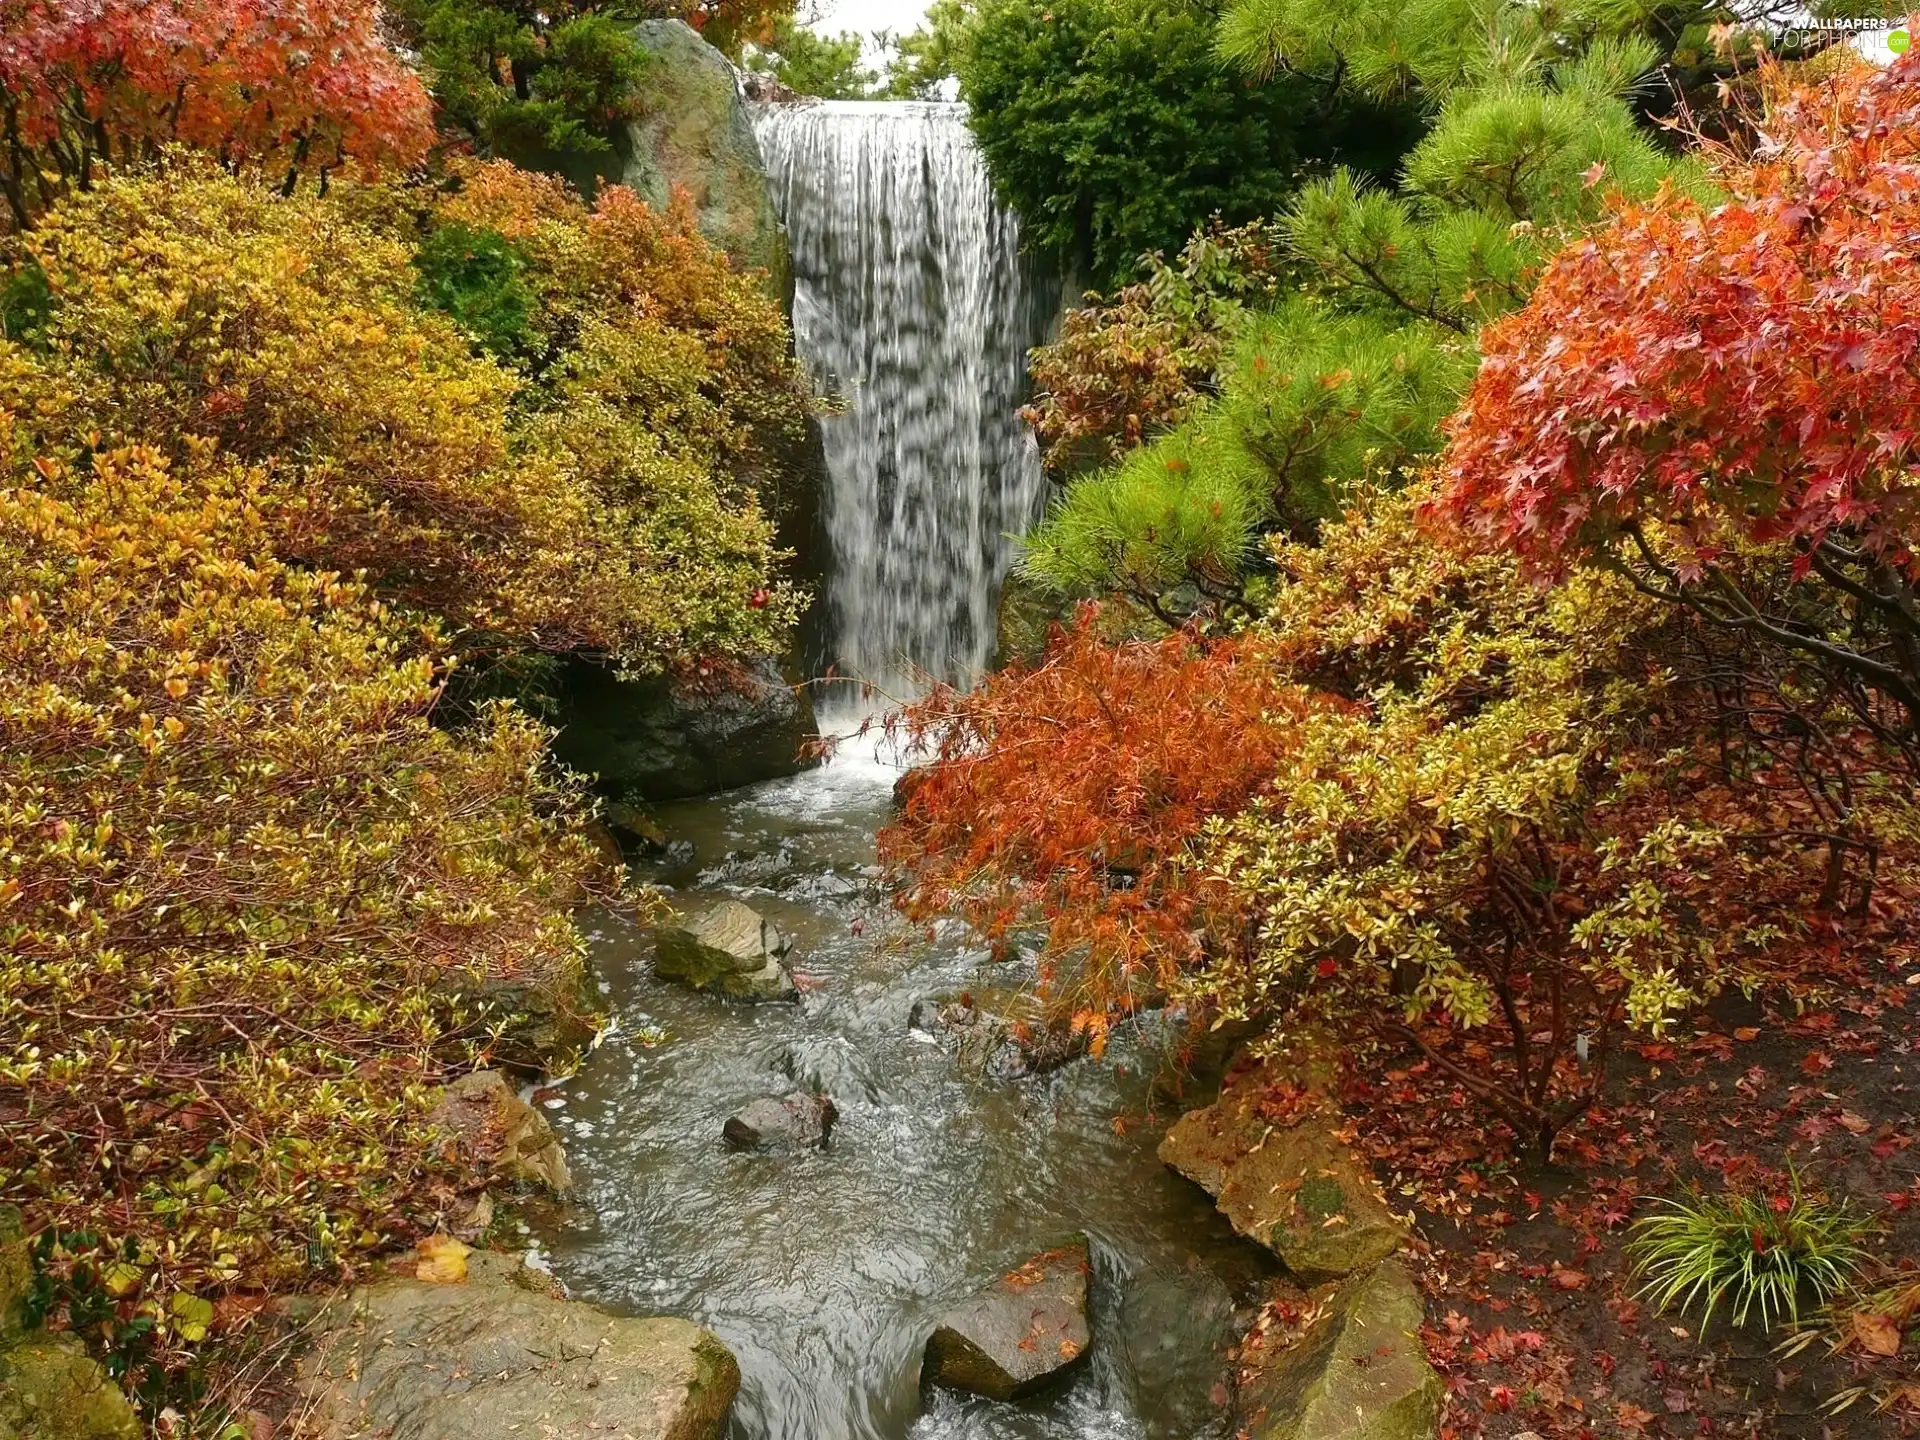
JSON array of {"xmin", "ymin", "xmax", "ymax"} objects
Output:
[{"xmin": 752, "ymin": 101, "xmax": 1058, "ymax": 703}]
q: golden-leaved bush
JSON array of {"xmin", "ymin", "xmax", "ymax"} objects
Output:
[
  {"xmin": 2, "ymin": 161, "xmax": 800, "ymax": 669},
  {"xmin": 0, "ymin": 417, "xmax": 606, "ymax": 1370}
]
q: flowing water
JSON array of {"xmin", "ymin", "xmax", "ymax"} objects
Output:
[
  {"xmin": 751, "ymin": 101, "xmax": 1060, "ymax": 694},
  {"xmin": 539, "ymin": 101, "xmax": 1267, "ymax": 1440}
]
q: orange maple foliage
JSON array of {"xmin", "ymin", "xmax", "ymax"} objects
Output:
[
  {"xmin": 879, "ymin": 609, "xmax": 1323, "ymax": 1036},
  {"xmin": 1437, "ymin": 51, "xmax": 1920, "ymax": 725},
  {"xmin": 0, "ymin": 0, "xmax": 433, "ymax": 228}
]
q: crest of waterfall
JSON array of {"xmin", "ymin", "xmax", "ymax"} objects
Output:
[{"xmin": 751, "ymin": 101, "xmax": 1058, "ymax": 707}]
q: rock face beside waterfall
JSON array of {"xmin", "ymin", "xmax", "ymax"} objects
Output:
[
  {"xmin": 553, "ymin": 654, "xmax": 818, "ymax": 803},
  {"xmin": 623, "ymin": 19, "xmax": 787, "ymax": 299},
  {"xmin": 298, "ymin": 1253, "xmax": 739, "ymax": 1440}
]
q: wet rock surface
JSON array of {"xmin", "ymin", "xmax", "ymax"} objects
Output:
[
  {"xmin": 723, "ymin": 1092, "xmax": 837, "ymax": 1151},
  {"xmin": 428, "ymin": 1070, "xmax": 572, "ymax": 1194},
  {"xmin": 1238, "ymin": 1261, "xmax": 1444, "ymax": 1440},
  {"xmin": 654, "ymin": 899, "xmax": 798, "ymax": 1002},
  {"xmin": 923, "ymin": 1241, "xmax": 1092, "ymax": 1401},
  {"xmin": 1159, "ymin": 1054, "xmax": 1405, "ymax": 1282},
  {"xmin": 552, "ymin": 654, "xmax": 818, "ymax": 804},
  {"xmin": 909, "ymin": 988, "xmax": 1090, "ymax": 1079},
  {"xmin": 622, "ymin": 19, "xmax": 788, "ymax": 297},
  {"xmin": 298, "ymin": 1252, "xmax": 739, "ymax": 1440},
  {"xmin": 0, "ymin": 1207, "xmax": 140, "ymax": 1440}
]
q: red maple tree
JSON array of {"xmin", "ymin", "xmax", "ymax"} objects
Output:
[
  {"xmin": 1437, "ymin": 52, "xmax": 1920, "ymax": 728},
  {"xmin": 0, "ymin": 0, "xmax": 434, "ymax": 228},
  {"xmin": 879, "ymin": 608, "xmax": 1320, "ymax": 1043}
]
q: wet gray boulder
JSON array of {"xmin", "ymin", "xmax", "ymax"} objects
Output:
[
  {"xmin": 1238, "ymin": 1262, "xmax": 1443, "ymax": 1440},
  {"xmin": 723, "ymin": 1093, "xmax": 837, "ymax": 1151},
  {"xmin": 909, "ymin": 989, "xmax": 1089, "ymax": 1079},
  {"xmin": 1159, "ymin": 1055, "xmax": 1403, "ymax": 1283},
  {"xmin": 428, "ymin": 1070, "xmax": 572, "ymax": 1194},
  {"xmin": 0, "ymin": 1207, "xmax": 140, "ymax": 1440},
  {"xmin": 923, "ymin": 1241, "xmax": 1091, "ymax": 1401},
  {"xmin": 655, "ymin": 900, "xmax": 798, "ymax": 1002},
  {"xmin": 298, "ymin": 1252, "xmax": 739, "ymax": 1440},
  {"xmin": 552, "ymin": 654, "xmax": 819, "ymax": 803},
  {"xmin": 623, "ymin": 19, "xmax": 788, "ymax": 298}
]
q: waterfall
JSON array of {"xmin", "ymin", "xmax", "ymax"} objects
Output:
[{"xmin": 751, "ymin": 101, "xmax": 1058, "ymax": 704}]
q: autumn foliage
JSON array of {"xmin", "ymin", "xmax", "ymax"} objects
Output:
[
  {"xmin": 0, "ymin": 422, "xmax": 608, "ymax": 1386},
  {"xmin": 881, "ymin": 613, "xmax": 1311, "ymax": 1038},
  {"xmin": 1440, "ymin": 54, "xmax": 1920, "ymax": 731},
  {"xmin": 0, "ymin": 0, "xmax": 433, "ymax": 228}
]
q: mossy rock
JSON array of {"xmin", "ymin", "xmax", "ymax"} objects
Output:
[
  {"xmin": 654, "ymin": 899, "xmax": 798, "ymax": 1002},
  {"xmin": 1240, "ymin": 1262, "xmax": 1443, "ymax": 1440},
  {"xmin": 1159, "ymin": 1053, "xmax": 1404, "ymax": 1283},
  {"xmin": 0, "ymin": 1335, "xmax": 140, "ymax": 1440}
]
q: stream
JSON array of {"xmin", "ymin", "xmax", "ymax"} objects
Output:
[
  {"xmin": 537, "ymin": 94, "xmax": 1269, "ymax": 1440},
  {"xmin": 539, "ymin": 731, "xmax": 1273, "ymax": 1440}
]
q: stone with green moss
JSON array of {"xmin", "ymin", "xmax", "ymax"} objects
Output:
[
  {"xmin": 0, "ymin": 1207, "xmax": 141, "ymax": 1440},
  {"xmin": 654, "ymin": 899, "xmax": 799, "ymax": 1002},
  {"xmin": 1158, "ymin": 1054, "xmax": 1404, "ymax": 1282},
  {"xmin": 1239, "ymin": 1262, "xmax": 1443, "ymax": 1440},
  {"xmin": 298, "ymin": 1253, "xmax": 739, "ymax": 1439},
  {"xmin": 623, "ymin": 20, "xmax": 789, "ymax": 300}
]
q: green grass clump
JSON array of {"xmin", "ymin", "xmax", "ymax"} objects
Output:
[{"xmin": 1628, "ymin": 1178, "xmax": 1874, "ymax": 1333}]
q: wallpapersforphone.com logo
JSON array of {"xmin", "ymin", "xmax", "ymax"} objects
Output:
[{"xmin": 1893, "ymin": 27, "xmax": 1912, "ymax": 51}]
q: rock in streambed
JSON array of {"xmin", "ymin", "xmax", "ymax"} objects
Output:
[
  {"xmin": 909, "ymin": 988, "xmax": 1089, "ymax": 1079},
  {"xmin": 654, "ymin": 899, "xmax": 798, "ymax": 1002},
  {"xmin": 298, "ymin": 1251, "xmax": 739, "ymax": 1440},
  {"xmin": 428, "ymin": 1069, "xmax": 572, "ymax": 1194},
  {"xmin": 723, "ymin": 1092, "xmax": 837, "ymax": 1151},
  {"xmin": 922, "ymin": 1240, "xmax": 1092, "ymax": 1401}
]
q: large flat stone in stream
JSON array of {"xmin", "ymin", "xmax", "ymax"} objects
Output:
[
  {"xmin": 654, "ymin": 899, "xmax": 797, "ymax": 1002},
  {"xmin": 1159, "ymin": 1056, "xmax": 1404, "ymax": 1282},
  {"xmin": 298, "ymin": 1254, "xmax": 738, "ymax": 1440},
  {"xmin": 1240, "ymin": 1262, "xmax": 1443, "ymax": 1440},
  {"xmin": 923, "ymin": 1241, "xmax": 1091, "ymax": 1400}
]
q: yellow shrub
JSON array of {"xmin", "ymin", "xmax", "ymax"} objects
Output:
[
  {"xmin": 0, "ymin": 419, "xmax": 604, "ymax": 1353},
  {"xmin": 2, "ymin": 161, "xmax": 798, "ymax": 669}
]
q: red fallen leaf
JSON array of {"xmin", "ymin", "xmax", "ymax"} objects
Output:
[
  {"xmin": 748, "ymin": 588, "xmax": 770, "ymax": 609},
  {"xmin": 1734, "ymin": 1026, "xmax": 1761, "ymax": 1041},
  {"xmin": 1665, "ymin": 1387, "xmax": 1691, "ymax": 1413},
  {"xmin": 1486, "ymin": 1384, "xmax": 1516, "ymax": 1413},
  {"xmin": 1802, "ymin": 1051, "xmax": 1835, "ymax": 1075},
  {"xmin": 1550, "ymin": 1266, "xmax": 1589, "ymax": 1290},
  {"xmin": 1839, "ymin": 1109, "xmax": 1872, "ymax": 1134}
]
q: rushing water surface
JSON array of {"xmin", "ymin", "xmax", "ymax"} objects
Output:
[
  {"xmin": 540, "ymin": 99, "xmax": 1263, "ymax": 1440},
  {"xmin": 542, "ymin": 736, "xmax": 1271, "ymax": 1440},
  {"xmin": 751, "ymin": 101, "xmax": 1060, "ymax": 693}
]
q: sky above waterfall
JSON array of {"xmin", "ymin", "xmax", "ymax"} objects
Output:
[{"xmin": 804, "ymin": 0, "xmax": 931, "ymax": 42}]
